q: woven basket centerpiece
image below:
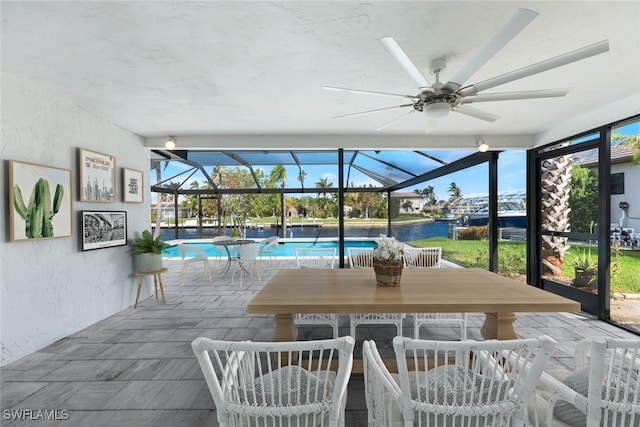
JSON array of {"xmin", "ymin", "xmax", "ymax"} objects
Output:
[
  {"xmin": 372, "ymin": 236, "xmax": 405, "ymax": 287},
  {"xmin": 373, "ymin": 259, "xmax": 404, "ymax": 287}
]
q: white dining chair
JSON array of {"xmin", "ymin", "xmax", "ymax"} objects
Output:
[
  {"xmin": 230, "ymin": 242, "xmax": 261, "ymax": 287},
  {"xmin": 258, "ymin": 235, "xmax": 279, "ymax": 266},
  {"xmin": 363, "ymin": 339, "xmax": 403, "ymax": 427},
  {"xmin": 177, "ymin": 243, "xmax": 211, "ymax": 286},
  {"xmin": 294, "ymin": 247, "xmax": 340, "ymax": 339},
  {"xmin": 347, "ymin": 247, "xmax": 405, "ymax": 340},
  {"xmin": 531, "ymin": 337, "xmax": 640, "ymax": 427},
  {"xmin": 392, "ymin": 335, "xmax": 557, "ymax": 427},
  {"xmin": 295, "ymin": 247, "xmax": 336, "ymax": 269},
  {"xmin": 192, "ymin": 336, "xmax": 356, "ymax": 427},
  {"xmin": 404, "ymin": 246, "xmax": 468, "ymax": 340},
  {"xmin": 403, "ymin": 246, "xmax": 442, "ymax": 268}
]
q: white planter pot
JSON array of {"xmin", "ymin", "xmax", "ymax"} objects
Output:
[{"xmin": 136, "ymin": 253, "xmax": 163, "ymax": 273}]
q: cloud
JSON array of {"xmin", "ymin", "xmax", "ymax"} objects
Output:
[{"xmin": 321, "ymin": 173, "xmax": 336, "ymax": 181}]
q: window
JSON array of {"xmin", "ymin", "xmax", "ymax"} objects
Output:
[{"xmin": 611, "ymin": 173, "xmax": 625, "ymax": 194}]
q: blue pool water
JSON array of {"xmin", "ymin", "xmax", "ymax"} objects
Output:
[
  {"xmin": 157, "ymin": 220, "xmax": 450, "ymax": 242},
  {"xmin": 163, "ymin": 239, "xmax": 377, "ymax": 258}
]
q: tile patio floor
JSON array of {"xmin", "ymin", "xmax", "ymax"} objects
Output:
[{"xmin": 2, "ymin": 258, "xmax": 639, "ymax": 426}]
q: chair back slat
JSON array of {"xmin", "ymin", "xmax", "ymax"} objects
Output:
[
  {"xmin": 295, "ymin": 247, "xmax": 336, "ymax": 269},
  {"xmin": 347, "ymin": 247, "xmax": 374, "ymax": 268},
  {"xmin": 403, "ymin": 247, "xmax": 442, "ymax": 268}
]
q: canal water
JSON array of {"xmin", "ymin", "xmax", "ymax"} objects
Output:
[{"xmin": 157, "ymin": 220, "xmax": 450, "ymax": 242}]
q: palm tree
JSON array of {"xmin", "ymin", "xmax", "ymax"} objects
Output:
[
  {"xmin": 151, "ymin": 160, "xmax": 171, "ymax": 238},
  {"xmin": 448, "ymin": 182, "xmax": 462, "ymax": 203},
  {"xmin": 315, "ymin": 177, "xmax": 333, "ymax": 216},
  {"xmin": 415, "ymin": 185, "xmax": 436, "ymax": 212},
  {"xmin": 540, "ymin": 155, "xmax": 573, "ymax": 276},
  {"xmin": 181, "ymin": 180, "xmax": 200, "ymax": 218},
  {"xmin": 270, "ymin": 165, "xmax": 287, "ymax": 235},
  {"xmin": 297, "ymin": 170, "xmax": 307, "ymax": 187},
  {"xmin": 612, "ymin": 129, "xmax": 640, "ymax": 164}
]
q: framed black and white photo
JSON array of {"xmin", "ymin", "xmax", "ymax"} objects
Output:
[
  {"xmin": 122, "ymin": 168, "xmax": 143, "ymax": 203},
  {"xmin": 79, "ymin": 148, "xmax": 116, "ymax": 202},
  {"xmin": 81, "ymin": 211, "xmax": 127, "ymax": 251}
]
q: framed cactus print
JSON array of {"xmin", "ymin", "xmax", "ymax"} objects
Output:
[
  {"xmin": 81, "ymin": 211, "xmax": 127, "ymax": 251},
  {"xmin": 9, "ymin": 160, "xmax": 73, "ymax": 241},
  {"xmin": 79, "ymin": 148, "xmax": 116, "ymax": 202}
]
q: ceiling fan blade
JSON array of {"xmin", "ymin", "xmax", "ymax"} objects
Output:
[
  {"xmin": 458, "ymin": 40, "xmax": 609, "ymax": 97},
  {"xmin": 376, "ymin": 110, "xmax": 416, "ymax": 131},
  {"xmin": 323, "ymin": 86, "xmax": 417, "ymax": 100},
  {"xmin": 378, "ymin": 37, "xmax": 433, "ymax": 90},
  {"xmin": 462, "ymin": 88, "xmax": 570, "ymax": 103},
  {"xmin": 332, "ymin": 104, "xmax": 413, "ymax": 119},
  {"xmin": 446, "ymin": 8, "xmax": 538, "ymax": 91},
  {"xmin": 453, "ymin": 105, "xmax": 500, "ymax": 122}
]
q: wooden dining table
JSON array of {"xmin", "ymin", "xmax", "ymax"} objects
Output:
[{"xmin": 247, "ymin": 268, "xmax": 581, "ymax": 341}]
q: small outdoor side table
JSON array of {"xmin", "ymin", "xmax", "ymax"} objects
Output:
[{"xmin": 134, "ymin": 267, "xmax": 168, "ymax": 308}]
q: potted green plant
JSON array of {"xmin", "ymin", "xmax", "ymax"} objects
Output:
[
  {"xmin": 133, "ymin": 230, "xmax": 170, "ymax": 273},
  {"xmin": 573, "ymin": 248, "xmax": 597, "ymax": 288}
]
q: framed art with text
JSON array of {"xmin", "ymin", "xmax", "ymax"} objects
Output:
[
  {"xmin": 81, "ymin": 211, "xmax": 127, "ymax": 251},
  {"xmin": 9, "ymin": 160, "xmax": 73, "ymax": 242},
  {"xmin": 79, "ymin": 148, "xmax": 116, "ymax": 202},
  {"xmin": 122, "ymin": 168, "xmax": 143, "ymax": 203}
]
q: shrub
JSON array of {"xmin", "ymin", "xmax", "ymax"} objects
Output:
[{"xmin": 458, "ymin": 226, "xmax": 489, "ymax": 240}]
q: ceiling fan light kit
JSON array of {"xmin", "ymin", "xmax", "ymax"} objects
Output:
[
  {"xmin": 423, "ymin": 102, "xmax": 451, "ymax": 119},
  {"xmin": 325, "ymin": 8, "xmax": 610, "ymax": 131}
]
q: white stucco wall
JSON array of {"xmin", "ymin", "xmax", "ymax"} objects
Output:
[
  {"xmin": 611, "ymin": 162, "xmax": 640, "ymax": 232},
  {"xmin": 1, "ymin": 74, "xmax": 150, "ymax": 365}
]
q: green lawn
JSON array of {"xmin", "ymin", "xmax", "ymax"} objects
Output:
[{"xmin": 408, "ymin": 237, "xmax": 640, "ymax": 294}]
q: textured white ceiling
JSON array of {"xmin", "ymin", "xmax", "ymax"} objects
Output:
[{"xmin": 2, "ymin": 1, "xmax": 639, "ymax": 147}]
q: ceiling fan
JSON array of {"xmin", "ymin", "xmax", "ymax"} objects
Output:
[{"xmin": 324, "ymin": 8, "xmax": 609, "ymax": 131}]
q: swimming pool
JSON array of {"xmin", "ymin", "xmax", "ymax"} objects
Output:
[{"xmin": 163, "ymin": 239, "xmax": 377, "ymax": 258}]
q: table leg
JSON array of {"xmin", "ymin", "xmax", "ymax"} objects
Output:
[
  {"xmin": 134, "ymin": 278, "xmax": 143, "ymax": 309},
  {"xmin": 157, "ymin": 273, "xmax": 166, "ymax": 304},
  {"xmin": 481, "ymin": 312, "xmax": 517, "ymax": 340},
  {"xmin": 219, "ymin": 245, "xmax": 233, "ymax": 277},
  {"xmin": 273, "ymin": 313, "xmax": 297, "ymax": 342}
]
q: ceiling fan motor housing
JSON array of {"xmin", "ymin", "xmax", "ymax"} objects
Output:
[{"xmin": 414, "ymin": 92, "xmax": 461, "ymax": 118}]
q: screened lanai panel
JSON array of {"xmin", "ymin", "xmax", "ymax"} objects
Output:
[
  {"xmin": 372, "ymin": 150, "xmax": 444, "ymax": 175},
  {"xmin": 294, "ymin": 151, "xmax": 339, "ymax": 164},
  {"xmin": 238, "ymin": 152, "xmax": 296, "ymax": 165},
  {"xmin": 344, "ymin": 167, "xmax": 386, "ymax": 188},
  {"xmin": 151, "ymin": 161, "xmax": 199, "ymax": 189},
  {"xmin": 176, "ymin": 168, "xmax": 213, "ymax": 190},
  {"xmin": 343, "ymin": 149, "xmax": 478, "ymax": 187},
  {"xmin": 349, "ymin": 153, "xmax": 414, "ymax": 185},
  {"xmin": 188, "ymin": 152, "xmax": 242, "ymax": 167},
  {"xmin": 421, "ymin": 149, "xmax": 477, "ymax": 164}
]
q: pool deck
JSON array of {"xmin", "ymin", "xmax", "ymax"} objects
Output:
[{"xmin": 2, "ymin": 258, "xmax": 638, "ymax": 426}]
